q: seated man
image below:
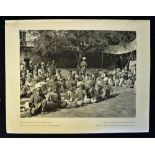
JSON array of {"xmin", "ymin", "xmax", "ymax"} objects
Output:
[
  {"xmin": 40, "ymin": 82, "xmax": 48, "ymax": 95},
  {"xmin": 95, "ymin": 83, "xmax": 103, "ymax": 102},
  {"xmin": 46, "ymin": 85, "xmax": 66, "ymax": 111},
  {"xmin": 85, "ymin": 76, "xmax": 97, "ymax": 103},
  {"xmin": 28, "ymin": 87, "xmax": 47, "ymax": 116},
  {"xmin": 75, "ymin": 84, "xmax": 88, "ymax": 106},
  {"xmin": 62, "ymin": 84, "xmax": 78, "ymax": 109}
]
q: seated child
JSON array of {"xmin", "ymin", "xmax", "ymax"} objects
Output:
[
  {"xmin": 85, "ymin": 72, "xmax": 90, "ymax": 81},
  {"xmin": 94, "ymin": 69, "xmax": 100, "ymax": 80},
  {"xmin": 116, "ymin": 68, "xmax": 121, "ymax": 75},
  {"xmin": 101, "ymin": 84, "xmax": 113, "ymax": 100},
  {"xmin": 126, "ymin": 76, "xmax": 134, "ymax": 88},
  {"xmin": 108, "ymin": 74, "xmax": 114, "ymax": 86},
  {"xmin": 62, "ymin": 84, "xmax": 78, "ymax": 109},
  {"xmin": 75, "ymin": 84, "xmax": 86, "ymax": 106},
  {"xmin": 103, "ymin": 73, "xmax": 109, "ymax": 85},
  {"xmin": 96, "ymin": 74, "xmax": 102, "ymax": 86},
  {"xmin": 119, "ymin": 75, "xmax": 125, "ymax": 87},
  {"xmin": 76, "ymin": 76, "xmax": 84, "ymax": 87},
  {"xmin": 40, "ymin": 82, "xmax": 48, "ymax": 95},
  {"xmin": 26, "ymin": 73, "xmax": 33, "ymax": 84},
  {"xmin": 79, "ymin": 72, "xmax": 85, "ymax": 80},
  {"xmin": 114, "ymin": 75, "xmax": 120, "ymax": 86}
]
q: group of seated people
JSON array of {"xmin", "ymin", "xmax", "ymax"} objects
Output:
[{"xmin": 20, "ymin": 60, "xmax": 136, "ymax": 116}]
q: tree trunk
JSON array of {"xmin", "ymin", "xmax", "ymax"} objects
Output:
[
  {"xmin": 77, "ymin": 53, "xmax": 82, "ymax": 69},
  {"xmin": 74, "ymin": 50, "xmax": 82, "ymax": 70},
  {"xmin": 101, "ymin": 52, "xmax": 103, "ymax": 69}
]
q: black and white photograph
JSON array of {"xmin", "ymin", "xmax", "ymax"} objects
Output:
[
  {"xmin": 5, "ymin": 19, "xmax": 149, "ymax": 133},
  {"xmin": 20, "ymin": 30, "xmax": 136, "ymax": 118}
]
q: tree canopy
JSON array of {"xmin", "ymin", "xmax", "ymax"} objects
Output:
[{"xmin": 26, "ymin": 30, "xmax": 136, "ymax": 67}]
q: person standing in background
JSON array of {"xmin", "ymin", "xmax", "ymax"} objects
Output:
[{"xmin": 80, "ymin": 57, "xmax": 87, "ymax": 76}]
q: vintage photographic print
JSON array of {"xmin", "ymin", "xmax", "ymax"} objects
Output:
[
  {"xmin": 5, "ymin": 20, "xmax": 150, "ymax": 133},
  {"xmin": 20, "ymin": 30, "xmax": 136, "ymax": 118}
]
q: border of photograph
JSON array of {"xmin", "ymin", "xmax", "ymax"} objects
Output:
[{"xmin": 5, "ymin": 19, "xmax": 150, "ymax": 134}]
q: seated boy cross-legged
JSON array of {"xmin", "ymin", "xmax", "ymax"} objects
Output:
[{"xmin": 62, "ymin": 84, "xmax": 78, "ymax": 109}]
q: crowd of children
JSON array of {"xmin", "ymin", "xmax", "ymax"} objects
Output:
[{"xmin": 20, "ymin": 58, "xmax": 136, "ymax": 116}]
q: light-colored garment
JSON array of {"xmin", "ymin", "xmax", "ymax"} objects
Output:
[
  {"xmin": 104, "ymin": 77, "xmax": 109, "ymax": 84},
  {"xmin": 115, "ymin": 79, "xmax": 120, "ymax": 86},
  {"xmin": 119, "ymin": 78, "xmax": 124, "ymax": 87},
  {"xmin": 108, "ymin": 78, "xmax": 114, "ymax": 86},
  {"xmin": 90, "ymin": 98, "xmax": 97, "ymax": 103},
  {"xmin": 84, "ymin": 96, "xmax": 91, "ymax": 104}
]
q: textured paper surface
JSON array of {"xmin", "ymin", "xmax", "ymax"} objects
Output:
[{"xmin": 5, "ymin": 19, "xmax": 150, "ymax": 133}]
